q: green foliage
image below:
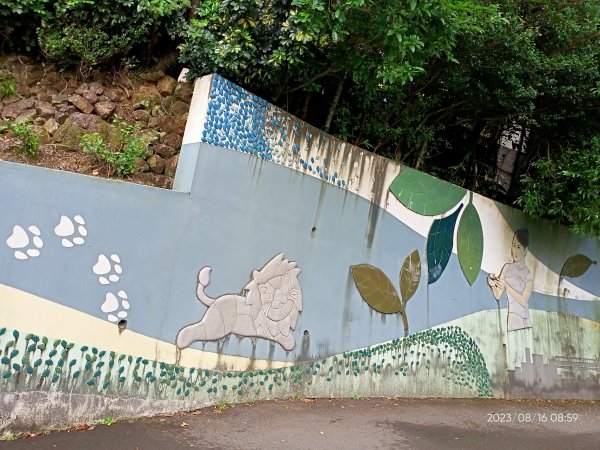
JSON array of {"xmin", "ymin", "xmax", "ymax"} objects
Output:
[
  {"xmin": 0, "ymin": 119, "xmax": 40, "ymax": 157},
  {"xmin": 517, "ymin": 137, "xmax": 600, "ymax": 238},
  {"xmin": 180, "ymin": 0, "xmax": 598, "ymax": 234},
  {"xmin": 0, "ymin": 0, "xmax": 50, "ymax": 18},
  {"xmin": 38, "ymin": 0, "xmax": 190, "ymax": 69},
  {"xmin": 214, "ymin": 401, "xmax": 230, "ymax": 410},
  {"xmin": 179, "ymin": 0, "xmax": 295, "ymax": 88},
  {"xmin": 414, "ymin": 0, "xmax": 600, "ymax": 198},
  {"xmin": 80, "ymin": 116, "xmax": 155, "ymax": 177},
  {"xmin": 101, "ymin": 417, "xmax": 115, "ymax": 426},
  {"xmin": 0, "ymin": 0, "xmax": 52, "ymax": 52},
  {"xmin": 0, "ymin": 74, "xmax": 16, "ymax": 97},
  {"xmin": 287, "ymin": 0, "xmax": 491, "ymax": 89},
  {"xmin": 180, "ymin": 0, "xmax": 491, "ymax": 93}
]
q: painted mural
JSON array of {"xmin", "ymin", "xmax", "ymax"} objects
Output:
[
  {"xmin": 1, "ymin": 73, "xmax": 599, "ymax": 437},
  {"xmin": 177, "ymin": 253, "xmax": 303, "ymax": 351},
  {"xmin": 488, "ymin": 228, "xmax": 534, "ymax": 332},
  {"xmin": 351, "ymin": 249, "xmax": 421, "ymax": 336}
]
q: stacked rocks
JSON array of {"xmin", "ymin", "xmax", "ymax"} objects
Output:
[{"xmin": 0, "ymin": 56, "xmax": 194, "ymax": 189}]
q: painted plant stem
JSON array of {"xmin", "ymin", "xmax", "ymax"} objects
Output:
[{"xmin": 400, "ymin": 305, "xmax": 409, "ymax": 337}]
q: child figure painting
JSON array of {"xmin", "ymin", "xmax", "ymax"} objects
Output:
[{"xmin": 487, "ymin": 228, "xmax": 534, "ymax": 331}]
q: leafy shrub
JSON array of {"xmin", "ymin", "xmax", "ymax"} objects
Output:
[
  {"xmin": 80, "ymin": 116, "xmax": 156, "ymax": 177},
  {"xmin": 517, "ymin": 136, "xmax": 600, "ymax": 238},
  {"xmin": 38, "ymin": 0, "xmax": 190, "ymax": 69},
  {"xmin": 0, "ymin": 0, "xmax": 52, "ymax": 53},
  {"xmin": 0, "ymin": 118, "xmax": 40, "ymax": 157},
  {"xmin": 179, "ymin": 0, "xmax": 298, "ymax": 88},
  {"xmin": 0, "ymin": 74, "xmax": 16, "ymax": 96}
]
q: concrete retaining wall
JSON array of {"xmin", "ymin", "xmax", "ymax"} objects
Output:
[{"xmin": 1, "ymin": 74, "xmax": 598, "ymax": 436}]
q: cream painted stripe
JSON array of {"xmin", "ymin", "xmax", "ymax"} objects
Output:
[{"xmin": 0, "ymin": 283, "xmax": 291, "ymax": 371}]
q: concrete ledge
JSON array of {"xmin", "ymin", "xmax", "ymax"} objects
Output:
[{"xmin": 0, "ymin": 391, "xmax": 209, "ymax": 437}]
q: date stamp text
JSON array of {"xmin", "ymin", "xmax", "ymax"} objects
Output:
[{"xmin": 486, "ymin": 413, "xmax": 579, "ymax": 423}]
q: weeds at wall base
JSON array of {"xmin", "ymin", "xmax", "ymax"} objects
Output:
[{"xmin": 0, "ymin": 119, "xmax": 40, "ymax": 158}]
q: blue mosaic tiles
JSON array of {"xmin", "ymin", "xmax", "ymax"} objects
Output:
[{"xmin": 201, "ymin": 74, "xmax": 351, "ymax": 190}]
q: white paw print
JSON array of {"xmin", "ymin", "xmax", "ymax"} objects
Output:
[
  {"xmin": 93, "ymin": 253, "xmax": 122, "ymax": 285},
  {"xmin": 54, "ymin": 215, "xmax": 87, "ymax": 247},
  {"xmin": 100, "ymin": 290, "xmax": 130, "ymax": 322},
  {"xmin": 5, "ymin": 225, "xmax": 43, "ymax": 260}
]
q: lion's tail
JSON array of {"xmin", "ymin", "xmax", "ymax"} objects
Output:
[{"xmin": 196, "ymin": 267, "xmax": 215, "ymax": 306}]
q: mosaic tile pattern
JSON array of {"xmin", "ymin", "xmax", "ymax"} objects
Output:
[
  {"xmin": 0, "ymin": 325, "xmax": 492, "ymax": 400},
  {"xmin": 201, "ymin": 74, "xmax": 352, "ymax": 190}
]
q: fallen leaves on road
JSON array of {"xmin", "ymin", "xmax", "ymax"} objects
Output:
[
  {"xmin": 298, "ymin": 398, "xmax": 316, "ymax": 403},
  {"xmin": 180, "ymin": 422, "xmax": 189, "ymax": 428},
  {"xmin": 72, "ymin": 423, "xmax": 94, "ymax": 431}
]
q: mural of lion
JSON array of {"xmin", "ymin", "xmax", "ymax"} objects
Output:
[{"xmin": 176, "ymin": 253, "xmax": 302, "ymax": 351}]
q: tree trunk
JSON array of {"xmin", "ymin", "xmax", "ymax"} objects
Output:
[
  {"xmin": 301, "ymin": 93, "xmax": 312, "ymax": 121},
  {"xmin": 324, "ymin": 75, "xmax": 345, "ymax": 133},
  {"xmin": 467, "ymin": 121, "xmax": 486, "ymax": 190},
  {"xmin": 414, "ymin": 142, "xmax": 428, "ymax": 171},
  {"xmin": 189, "ymin": 0, "xmax": 200, "ymax": 19}
]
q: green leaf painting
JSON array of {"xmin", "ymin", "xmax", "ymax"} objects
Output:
[
  {"xmin": 457, "ymin": 202, "xmax": 484, "ymax": 285},
  {"xmin": 400, "ymin": 250, "xmax": 421, "ymax": 303},
  {"xmin": 389, "ymin": 166, "xmax": 467, "ymax": 216},
  {"xmin": 427, "ymin": 204, "xmax": 464, "ymax": 284},
  {"xmin": 351, "ymin": 264, "xmax": 403, "ymax": 314},
  {"xmin": 560, "ymin": 254, "xmax": 597, "ymax": 278}
]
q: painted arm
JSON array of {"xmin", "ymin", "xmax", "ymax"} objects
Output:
[
  {"xmin": 505, "ymin": 279, "xmax": 533, "ymax": 308},
  {"xmin": 487, "ymin": 265, "xmax": 507, "ymax": 301}
]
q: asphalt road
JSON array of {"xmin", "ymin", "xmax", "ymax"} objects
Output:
[{"xmin": 2, "ymin": 398, "xmax": 599, "ymax": 449}]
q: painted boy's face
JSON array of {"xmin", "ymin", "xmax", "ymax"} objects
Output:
[{"xmin": 511, "ymin": 236, "xmax": 526, "ymax": 262}]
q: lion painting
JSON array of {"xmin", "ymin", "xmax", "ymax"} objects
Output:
[{"xmin": 176, "ymin": 253, "xmax": 302, "ymax": 351}]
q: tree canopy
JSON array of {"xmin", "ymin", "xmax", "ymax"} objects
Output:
[{"xmin": 1, "ymin": 0, "xmax": 599, "ymax": 236}]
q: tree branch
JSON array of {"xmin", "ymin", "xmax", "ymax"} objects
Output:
[{"xmin": 285, "ymin": 68, "xmax": 338, "ymax": 94}]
